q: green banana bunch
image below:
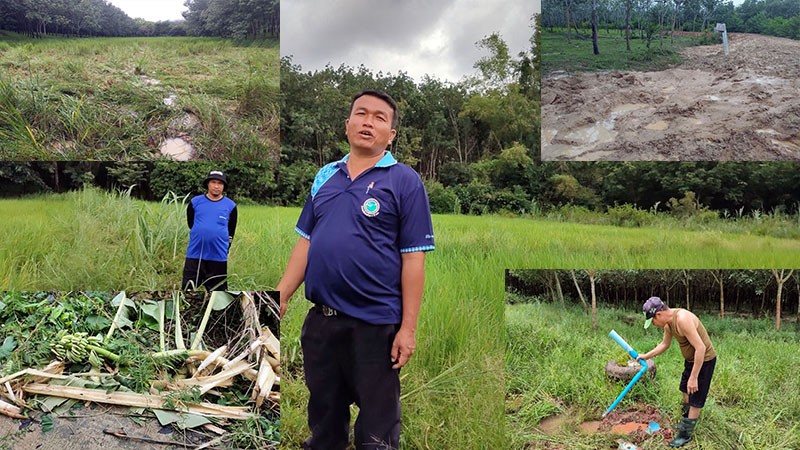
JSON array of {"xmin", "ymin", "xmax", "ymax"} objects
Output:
[{"xmin": 51, "ymin": 330, "xmax": 104, "ymax": 365}]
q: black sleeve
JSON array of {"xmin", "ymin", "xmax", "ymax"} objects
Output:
[
  {"xmin": 228, "ymin": 206, "xmax": 238, "ymax": 240},
  {"xmin": 187, "ymin": 201, "xmax": 195, "ymax": 229}
]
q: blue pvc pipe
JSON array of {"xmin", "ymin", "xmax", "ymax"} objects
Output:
[{"xmin": 603, "ymin": 329, "xmax": 648, "ymax": 418}]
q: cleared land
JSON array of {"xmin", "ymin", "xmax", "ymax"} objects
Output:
[{"xmin": 542, "ymin": 33, "xmax": 800, "ymax": 160}]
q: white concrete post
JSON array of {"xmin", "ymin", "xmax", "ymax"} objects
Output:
[{"xmin": 714, "ymin": 23, "xmax": 729, "ymax": 56}]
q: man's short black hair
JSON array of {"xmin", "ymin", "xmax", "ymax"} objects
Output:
[{"xmin": 350, "ymin": 90, "xmax": 399, "ymax": 129}]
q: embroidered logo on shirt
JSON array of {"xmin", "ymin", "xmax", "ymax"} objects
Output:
[{"xmin": 361, "ymin": 198, "xmax": 380, "ymax": 217}]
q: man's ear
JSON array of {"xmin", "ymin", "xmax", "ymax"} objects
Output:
[{"xmin": 389, "ymin": 128, "xmax": 397, "ymax": 144}]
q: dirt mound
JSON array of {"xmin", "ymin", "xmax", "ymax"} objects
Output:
[
  {"xmin": 595, "ymin": 405, "xmax": 675, "ymax": 444},
  {"xmin": 542, "ymin": 33, "xmax": 800, "ymax": 160}
]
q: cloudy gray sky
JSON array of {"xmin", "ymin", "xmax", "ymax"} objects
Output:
[
  {"xmin": 106, "ymin": 0, "xmax": 186, "ymax": 22},
  {"xmin": 281, "ymin": 0, "xmax": 540, "ymax": 83}
]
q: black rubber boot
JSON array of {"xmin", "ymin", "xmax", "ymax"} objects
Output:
[
  {"xmin": 681, "ymin": 403, "xmax": 690, "ymax": 419},
  {"xmin": 669, "ymin": 417, "xmax": 698, "ymax": 447}
]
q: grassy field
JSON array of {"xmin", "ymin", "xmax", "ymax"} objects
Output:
[
  {"xmin": 0, "ymin": 32, "xmax": 279, "ymax": 159},
  {"xmin": 3, "ymin": 189, "xmax": 800, "ymax": 290},
  {"xmin": 542, "ymin": 28, "xmax": 720, "ymax": 75},
  {"xmin": 3, "ymin": 189, "xmax": 800, "ymax": 447},
  {"xmin": 506, "ymin": 301, "xmax": 800, "ymax": 449}
]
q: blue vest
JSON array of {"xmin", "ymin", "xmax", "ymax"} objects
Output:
[{"xmin": 186, "ymin": 195, "xmax": 236, "ymax": 262}]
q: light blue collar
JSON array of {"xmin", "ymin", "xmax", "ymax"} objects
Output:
[{"xmin": 340, "ymin": 151, "xmax": 397, "ymax": 167}]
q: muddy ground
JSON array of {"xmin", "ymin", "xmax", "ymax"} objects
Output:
[
  {"xmin": 0, "ymin": 405, "xmax": 213, "ymax": 450},
  {"xmin": 542, "ymin": 33, "xmax": 800, "ymax": 160}
]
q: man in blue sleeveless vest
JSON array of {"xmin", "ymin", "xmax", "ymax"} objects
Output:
[
  {"xmin": 182, "ymin": 170, "xmax": 237, "ymax": 291},
  {"xmin": 277, "ymin": 90, "xmax": 435, "ymax": 450}
]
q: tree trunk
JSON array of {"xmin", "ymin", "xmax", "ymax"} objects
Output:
[
  {"xmin": 588, "ymin": 270, "xmax": 598, "ymax": 332},
  {"xmin": 570, "ymin": 270, "xmax": 589, "ymax": 312},
  {"xmin": 625, "ymin": 0, "xmax": 631, "ymax": 51},
  {"xmin": 710, "ymin": 271, "xmax": 724, "ymax": 318},
  {"xmin": 565, "ymin": 0, "xmax": 572, "ymax": 43},
  {"xmin": 772, "ymin": 269, "xmax": 794, "ymax": 331},
  {"xmin": 591, "ymin": 0, "xmax": 600, "ymax": 55},
  {"xmin": 554, "ymin": 272, "xmax": 564, "ymax": 305},
  {"xmin": 681, "ymin": 269, "xmax": 690, "ymax": 310}
]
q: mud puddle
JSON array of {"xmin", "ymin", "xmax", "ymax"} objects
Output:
[{"xmin": 536, "ymin": 404, "xmax": 675, "ymax": 447}]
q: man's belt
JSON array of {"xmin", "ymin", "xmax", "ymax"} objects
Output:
[{"xmin": 315, "ymin": 304, "xmax": 339, "ymax": 317}]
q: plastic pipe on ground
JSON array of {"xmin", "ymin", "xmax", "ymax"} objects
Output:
[{"xmin": 603, "ymin": 329, "xmax": 648, "ymax": 418}]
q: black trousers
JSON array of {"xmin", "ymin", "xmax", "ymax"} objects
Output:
[
  {"xmin": 301, "ymin": 306, "xmax": 401, "ymax": 450},
  {"xmin": 181, "ymin": 258, "xmax": 228, "ymax": 291}
]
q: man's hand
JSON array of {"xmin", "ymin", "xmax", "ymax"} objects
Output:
[
  {"xmin": 279, "ymin": 300, "xmax": 287, "ymax": 320},
  {"xmin": 687, "ymin": 375, "xmax": 699, "ymax": 394},
  {"xmin": 390, "ymin": 328, "xmax": 416, "ymax": 369},
  {"xmin": 636, "ymin": 352, "xmax": 650, "ymax": 363}
]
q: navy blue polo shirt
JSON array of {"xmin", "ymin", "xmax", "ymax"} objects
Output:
[
  {"xmin": 186, "ymin": 195, "xmax": 236, "ymax": 262},
  {"xmin": 296, "ymin": 152, "xmax": 435, "ymax": 325}
]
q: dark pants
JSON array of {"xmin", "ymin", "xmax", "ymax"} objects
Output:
[
  {"xmin": 679, "ymin": 356, "xmax": 717, "ymax": 408},
  {"xmin": 301, "ymin": 306, "xmax": 401, "ymax": 450},
  {"xmin": 181, "ymin": 258, "xmax": 227, "ymax": 291}
]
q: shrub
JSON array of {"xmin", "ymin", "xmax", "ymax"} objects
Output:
[
  {"xmin": 607, "ymin": 203, "xmax": 652, "ymax": 227},
  {"xmin": 487, "ymin": 188, "xmax": 531, "ymax": 215},
  {"xmin": 425, "ymin": 180, "xmax": 460, "ymax": 214}
]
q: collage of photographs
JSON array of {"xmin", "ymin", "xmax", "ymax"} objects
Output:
[{"xmin": 0, "ymin": 0, "xmax": 798, "ymax": 449}]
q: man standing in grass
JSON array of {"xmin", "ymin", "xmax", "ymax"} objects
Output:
[
  {"xmin": 636, "ymin": 297, "xmax": 717, "ymax": 448},
  {"xmin": 277, "ymin": 90, "xmax": 435, "ymax": 450},
  {"xmin": 182, "ymin": 170, "xmax": 237, "ymax": 291}
]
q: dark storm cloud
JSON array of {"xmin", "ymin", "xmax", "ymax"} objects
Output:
[{"xmin": 282, "ymin": 0, "xmax": 539, "ymax": 82}]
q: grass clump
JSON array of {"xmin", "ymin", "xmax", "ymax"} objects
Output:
[{"xmin": 0, "ymin": 36, "xmax": 278, "ymax": 160}]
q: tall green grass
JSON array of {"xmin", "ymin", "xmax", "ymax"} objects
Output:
[
  {"xmin": 506, "ymin": 302, "xmax": 800, "ymax": 449},
  {"xmin": 0, "ymin": 36, "xmax": 278, "ymax": 159},
  {"xmin": 3, "ymin": 190, "xmax": 800, "ymax": 290}
]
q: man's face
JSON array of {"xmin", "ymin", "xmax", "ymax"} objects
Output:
[
  {"xmin": 652, "ymin": 311, "xmax": 667, "ymax": 328},
  {"xmin": 345, "ymin": 95, "xmax": 397, "ymax": 154},
  {"xmin": 207, "ymin": 179, "xmax": 224, "ymax": 197}
]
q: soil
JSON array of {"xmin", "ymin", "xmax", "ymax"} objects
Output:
[
  {"xmin": 0, "ymin": 405, "xmax": 212, "ymax": 450},
  {"xmin": 534, "ymin": 404, "xmax": 674, "ymax": 446},
  {"xmin": 542, "ymin": 33, "xmax": 800, "ymax": 160},
  {"xmin": 594, "ymin": 405, "xmax": 675, "ymax": 444}
]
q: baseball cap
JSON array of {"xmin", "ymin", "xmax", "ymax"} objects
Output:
[
  {"xmin": 642, "ymin": 296, "xmax": 666, "ymax": 329},
  {"xmin": 204, "ymin": 170, "xmax": 227, "ymax": 187}
]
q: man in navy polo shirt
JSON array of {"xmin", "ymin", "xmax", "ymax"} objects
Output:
[
  {"xmin": 277, "ymin": 90, "xmax": 434, "ymax": 450},
  {"xmin": 182, "ymin": 170, "xmax": 237, "ymax": 291}
]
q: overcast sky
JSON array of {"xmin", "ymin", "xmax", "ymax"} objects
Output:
[
  {"xmin": 281, "ymin": 0, "xmax": 540, "ymax": 83},
  {"xmin": 106, "ymin": 0, "xmax": 186, "ymax": 22}
]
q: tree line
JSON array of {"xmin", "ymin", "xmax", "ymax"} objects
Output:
[
  {"xmin": 0, "ymin": 0, "xmax": 278, "ymax": 38},
  {"xmin": 507, "ymin": 269, "xmax": 800, "ymax": 331},
  {"xmin": 4, "ymin": 159, "xmax": 800, "ymax": 221},
  {"xmin": 542, "ymin": 0, "xmax": 800, "ymax": 56}
]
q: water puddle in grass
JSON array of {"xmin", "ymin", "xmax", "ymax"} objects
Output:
[
  {"xmin": 578, "ymin": 420, "xmax": 601, "ymax": 433},
  {"xmin": 159, "ymin": 137, "xmax": 194, "ymax": 160},
  {"xmin": 537, "ymin": 414, "xmax": 568, "ymax": 434},
  {"xmin": 163, "ymin": 94, "xmax": 177, "ymax": 107},
  {"xmin": 140, "ymin": 75, "xmax": 160, "ymax": 85}
]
